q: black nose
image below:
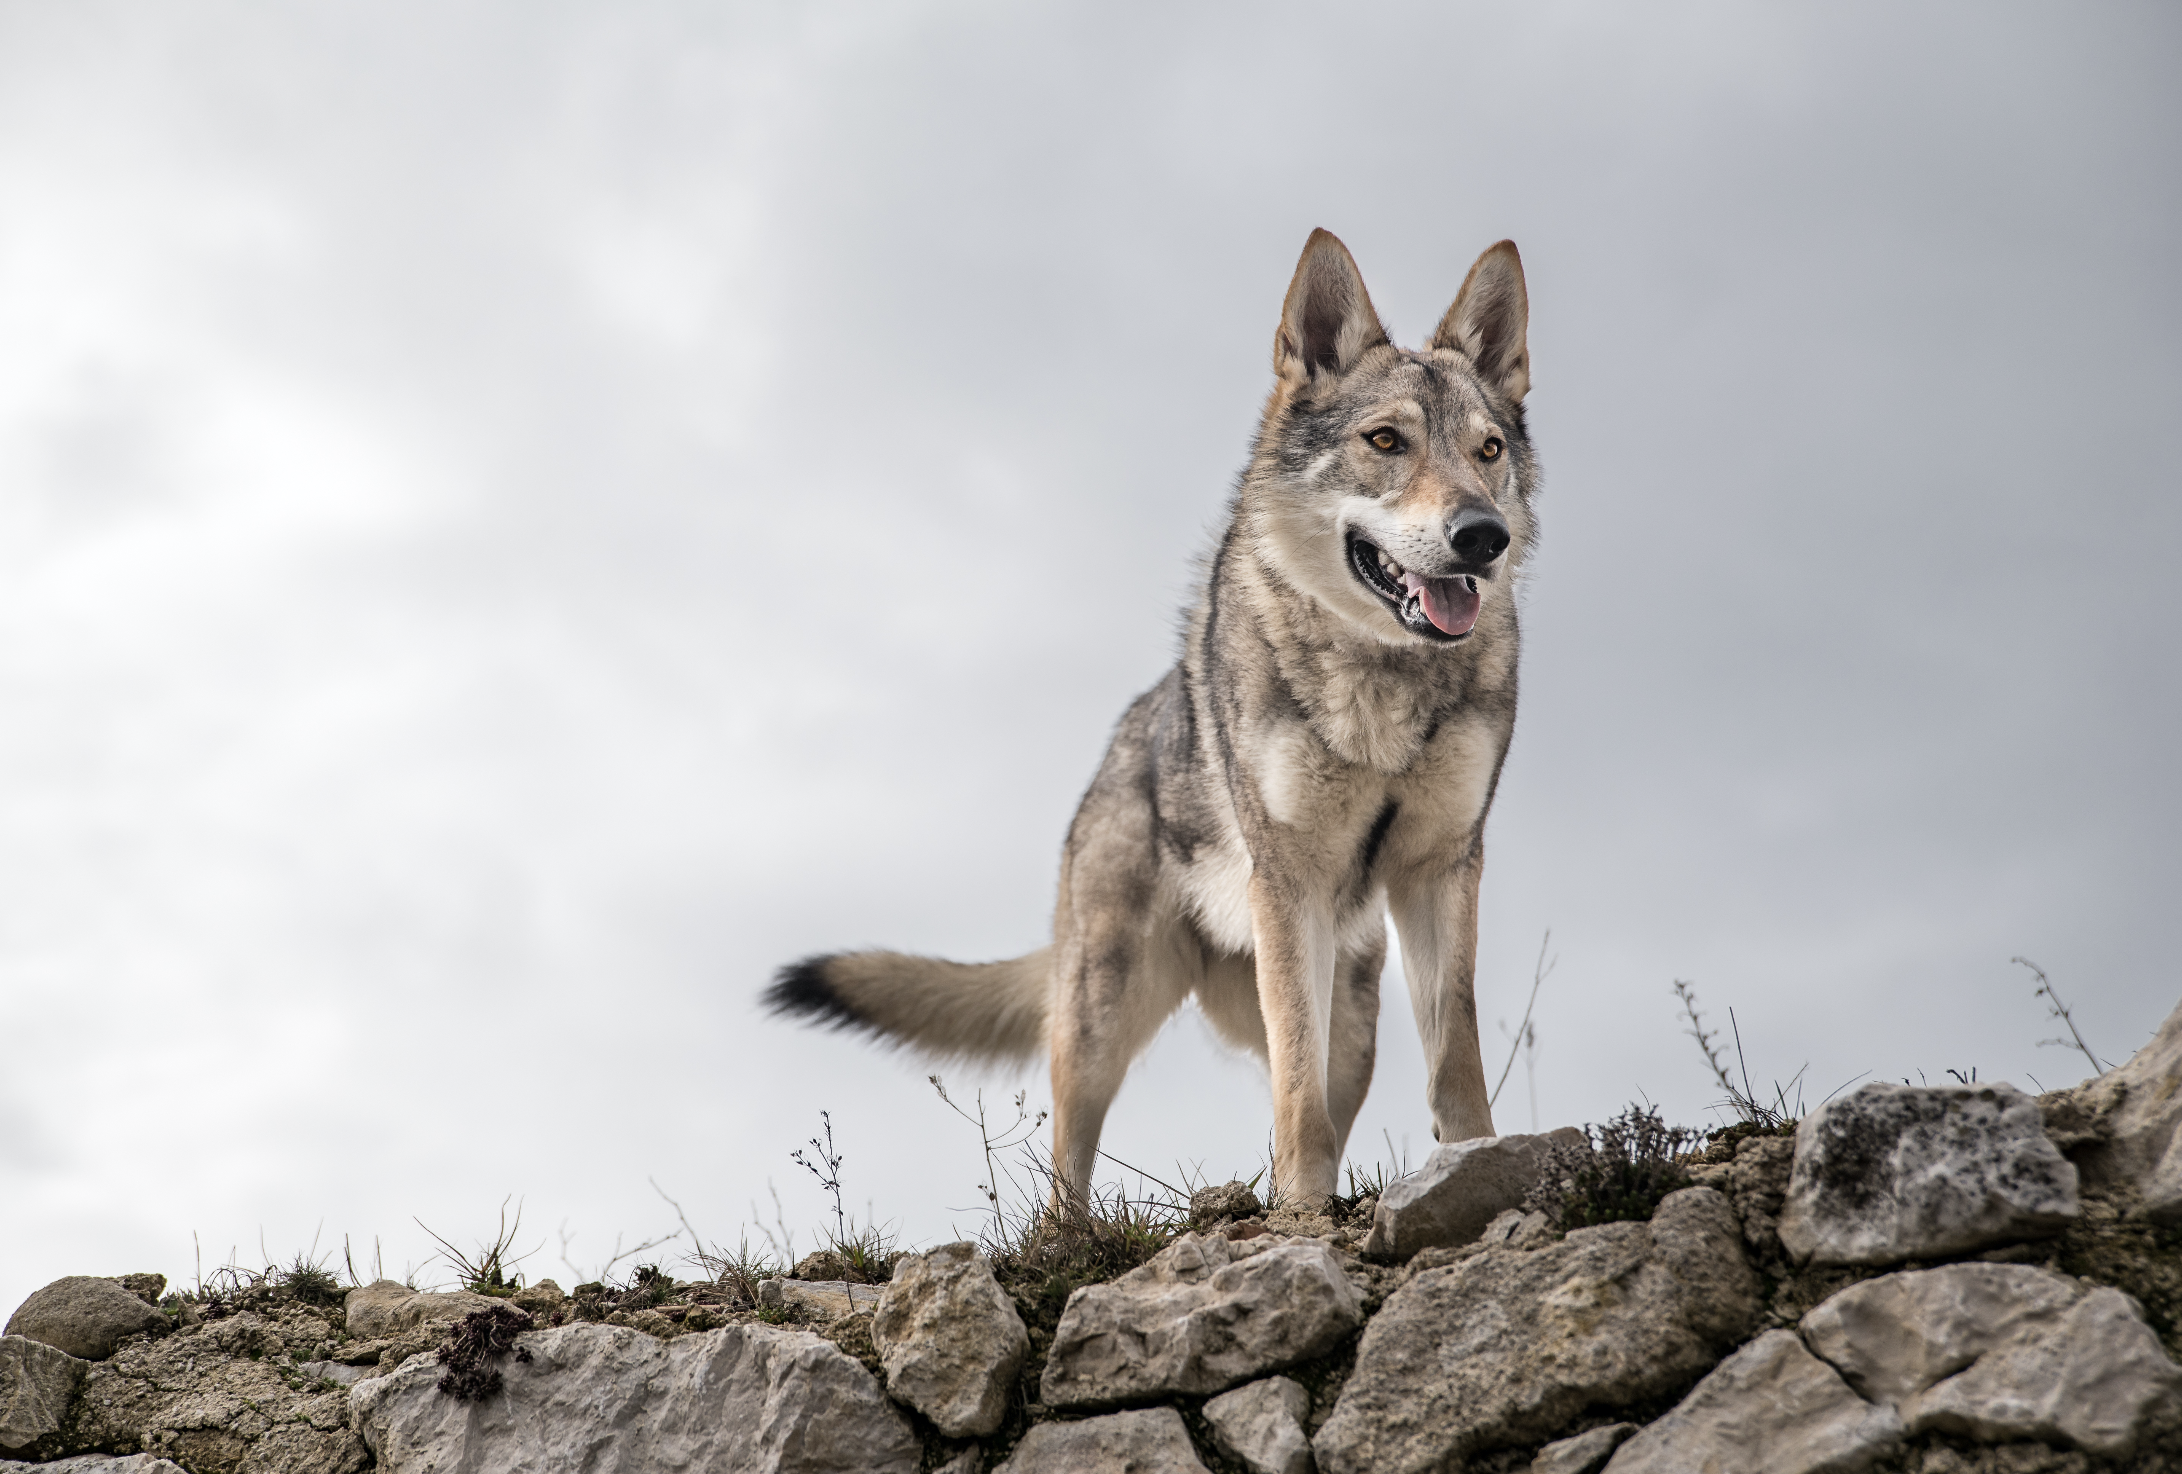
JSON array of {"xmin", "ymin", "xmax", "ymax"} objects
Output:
[{"xmin": 1448, "ymin": 509, "xmax": 1511, "ymax": 565}]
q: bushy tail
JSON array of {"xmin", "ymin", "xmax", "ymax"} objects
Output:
[{"xmin": 763, "ymin": 947, "xmax": 1052, "ymax": 1062}]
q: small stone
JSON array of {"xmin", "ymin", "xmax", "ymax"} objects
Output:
[
  {"xmin": 0, "ymin": 1334, "xmax": 89, "ymax": 1451},
  {"xmin": 1360, "ymin": 1130, "xmax": 1581, "ymax": 1260},
  {"xmin": 511, "ymin": 1278, "xmax": 564, "ymax": 1314},
  {"xmin": 1778, "ymin": 1083, "xmax": 2079, "ymax": 1267},
  {"xmin": 1192, "ymin": 1181, "xmax": 1264, "ymax": 1223},
  {"xmin": 1601, "ymin": 1330, "xmax": 1903, "ymax": 1474},
  {"xmin": 1203, "ymin": 1376, "xmax": 1313, "ymax": 1474},
  {"xmin": 871, "ymin": 1243, "xmax": 1028, "ymax": 1438},
  {"xmin": 766, "ymin": 1279, "xmax": 883, "ymax": 1321},
  {"xmin": 993, "ymin": 1408, "xmax": 1209, "ymax": 1473},
  {"xmin": 1315, "ymin": 1188, "xmax": 1760, "ymax": 1474},
  {"xmin": 342, "ymin": 1280, "xmax": 513, "ymax": 1340},
  {"xmin": 114, "ymin": 1277, "xmax": 165, "ymax": 1308},
  {"xmin": 5, "ymin": 1279, "xmax": 168, "ymax": 1361},
  {"xmin": 1041, "ymin": 1233, "xmax": 1362, "ymax": 1407},
  {"xmin": 1528, "ymin": 1423, "xmax": 1634, "ymax": 1474},
  {"xmin": 1800, "ymin": 1262, "xmax": 2182, "ymax": 1455}
]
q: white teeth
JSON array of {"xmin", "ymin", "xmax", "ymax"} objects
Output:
[{"xmin": 1381, "ymin": 554, "xmax": 1404, "ymax": 578}]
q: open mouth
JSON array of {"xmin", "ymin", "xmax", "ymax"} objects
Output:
[{"xmin": 1347, "ymin": 534, "xmax": 1482, "ymax": 640}]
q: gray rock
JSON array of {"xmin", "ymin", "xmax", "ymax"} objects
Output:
[
  {"xmin": 1314, "ymin": 1187, "xmax": 1760, "ymax": 1474},
  {"xmin": 1527, "ymin": 1423, "xmax": 1634, "ymax": 1474},
  {"xmin": 1192, "ymin": 1181, "xmax": 1264, "ymax": 1222},
  {"xmin": 352, "ymin": 1320, "xmax": 919, "ymax": 1473},
  {"xmin": 993, "ymin": 1408, "xmax": 1209, "ymax": 1473},
  {"xmin": 1800, "ymin": 1262, "xmax": 2182, "ymax": 1455},
  {"xmin": 510, "ymin": 1278, "xmax": 564, "ymax": 1314},
  {"xmin": 2056, "ymin": 993, "xmax": 2182, "ymax": 1221},
  {"xmin": 343, "ymin": 1279, "xmax": 512, "ymax": 1339},
  {"xmin": 1601, "ymin": 1330, "xmax": 1903, "ymax": 1474},
  {"xmin": 0, "ymin": 1457, "xmax": 188, "ymax": 1473},
  {"xmin": 5, "ymin": 1279, "xmax": 168, "ymax": 1361},
  {"xmin": 0, "ymin": 1334, "xmax": 88, "ymax": 1451},
  {"xmin": 1203, "ymin": 1375, "xmax": 1313, "ymax": 1474},
  {"xmin": 1361, "ymin": 1130, "xmax": 1580, "ymax": 1260},
  {"xmin": 64, "ymin": 1309, "xmax": 367, "ymax": 1472},
  {"xmin": 296, "ymin": 1359, "xmax": 374, "ymax": 1387},
  {"xmin": 756, "ymin": 1277, "xmax": 884, "ymax": 1320},
  {"xmin": 871, "ymin": 1243, "xmax": 1027, "ymax": 1437},
  {"xmin": 1041, "ymin": 1233, "xmax": 1361, "ymax": 1408},
  {"xmin": 114, "ymin": 1276, "xmax": 165, "ymax": 1308},
  {"xmin": 1778, "ymin": 1083, "xmax": 2079, "ymax": 1267}
]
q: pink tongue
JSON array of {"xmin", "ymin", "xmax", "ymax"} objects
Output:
[{"xmin": 1401, "ymin": 571, "xmax": 1481, "ymax": 637}]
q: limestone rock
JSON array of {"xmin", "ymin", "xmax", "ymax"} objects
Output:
[
  {"xmin": 1601, "ymin": 1330, "xmax": 1903, "ymax": 1474},
  {"xmin": 1, "ymin": 1334, "xmax": 88, "ymax": 1452},
  {"xmin": 510, "ymin": 1278, "xmax": 564, "ymax": 1314},
  {"xmin": 352, "ymin": 1320, "xmax": 919, "ymax": 1473},
  {"xmin": 1192, "ymin": 1181, "xmax": 1264, "ymax": 1223},
  {"xmin": 1040, "ymin": 1233, "xmax": 1362, "ymax": 1407},
  {"xmin": 0, "ymin": 1457, "xmax": 188, "ymax": 1472},
  {"xmin": 1203, "ymin": 1376, "xmax": 1313, "ymax": 1474},
  {"xmin": 1527, "ymin": 1424, "xmax": 1634, "ymax": 1474},
  {"xmin": 114, "ymin": 1277, "xmax": 165, "ymax": 1308},
  {"xmin": 1314, "ymin": 1187, "xmax": 1759, "ymax": 1474},
  {"xmin": 2057, "ymin": 994, "xmax": 2182, "ymax": 1221},
  {"xmin": 1361, "ymin": 1130, "xmax": 1580, "ymax": 1260},
  {"xmin": 993, "ymin": 1408, "xmax": 1209, "ymax": 1473},
  {"xmin": 4, "ymin": 1279, "xmax": 167, "ymax": 1361},
  {"xmin": 343, "ymin": 1280, "xmax": 511, "ymax": 1339},
  {"xmin": 871, "ymin": 1243, "xmax": 1027, "ymax": 1437},
  {"xmin": 757, "ymin": 1278, "xmax": 884, "ymax": 1321},
  {"xmin": 1800, "ymin": 1262, "xmax": 2182, "ymax": 1455},
  {"xmin": 64, "ymin": 1309, "xmax": 366, "ymax": 1472},
  {"xmin": 1778, "ymin": 1083, "xmax": 2079, "ymax": 1267}
]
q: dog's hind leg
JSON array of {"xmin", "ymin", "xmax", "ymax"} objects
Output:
[
  {"xmin": 1048, "ymin": 908, "xmax": 1197, "ymax": 1216},
  {"xmin": 1326, "ymin": 927, "xmax": 1385, "ymax": 1166}
]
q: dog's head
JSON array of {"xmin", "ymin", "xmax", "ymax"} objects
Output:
[{"xmin": 1248, "ymin": 230, "xmax": 1537, "ymax": 647}]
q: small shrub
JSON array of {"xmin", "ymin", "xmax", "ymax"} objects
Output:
[
  {"xmin": 1526, "ymin": 1105, "xmax": 1700, "ymax": 1228},
  {"xmin": 435, "ymin": 1304, "xmax": 535, "ymax": 1402}
]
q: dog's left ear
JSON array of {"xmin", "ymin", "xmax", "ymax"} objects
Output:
[
  {"xmin": 1275, "ymin": 228, "xmax": 1389, "ymax": 385},
  {"xmin": 1432, "ymin": 241, "xmax": 1530, "ymax": 402}
]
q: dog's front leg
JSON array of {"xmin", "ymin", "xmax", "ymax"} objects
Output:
[
  {"xmin": 1387, "ymin": 846, "xmax": 1495, "ymax": 1145},
  {"xmin": 1248, "ymin": 872, "xmax": 1341, "ymax": 1206}
]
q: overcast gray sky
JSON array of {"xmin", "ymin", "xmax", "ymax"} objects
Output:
[{"xmin": 2, "ymin": 0, "xmax": 2176, "ymax": 1318}]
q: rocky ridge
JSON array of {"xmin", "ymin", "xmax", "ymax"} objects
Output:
[{"xmin": 2, "ymin": 996, "xmax": 2178, "ymax": 1474}]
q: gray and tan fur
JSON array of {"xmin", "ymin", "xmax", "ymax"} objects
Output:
[{"xmin": 767, "ymin": 230, "xmax": 1539, "ymax": 1210}]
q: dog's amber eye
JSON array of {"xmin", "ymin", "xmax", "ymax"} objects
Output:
[
  {"xmin": 1479, "ymin": 436, "xmax": 1504, "ymax": 461},
  {"xmin": 1366, "ymin": 428, "xmax": 1403, "ymax": 453}
]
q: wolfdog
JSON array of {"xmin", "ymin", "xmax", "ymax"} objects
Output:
[{"xmin": 766, "ymin": 230, "xmax": 1537, "ymax": 1210}]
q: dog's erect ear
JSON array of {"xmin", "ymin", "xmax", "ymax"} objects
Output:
[
  {"xmin": 1432, "ymin": 240, "xmax": 1530, "ymax": 401},
  {"xmin": 1274, "ymin": 229, "xmax": 1388, "ymax": 384}
]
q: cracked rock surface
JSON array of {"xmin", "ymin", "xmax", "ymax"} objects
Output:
[
  {"xmin": 1, "ymin": 1334, "xmax": 87, "ymax": 1453},
  {"xmin": 1602, "ymin": 1329, "xmax": 1904, "ymax": 1474},
  {"xmin": 352, "ymin": 1320, "xmax": 918, "ymax": 1474},
  {"xmin": 992, "ymin": 1407, "xmax": 1209, "ymax": 1473},
  {"xmin": 1314, "ymin": 1187, "xmax": 1759, "ymax": 1474},
  {"xmin": 1040, "ymin": 1234, "xmax": 1361, "ymax": 1408},
  {"xmin": 1202, "ymin": 1375, "xmax": 1312, "ymax": 1474},
  {"xmin": 1800, "ymin": 1262, "xmax": 2182, "ymax": 1455},
  {"xmin": 870, "ymin": 1242, "xmax": 1026, "ymax": 1438}
]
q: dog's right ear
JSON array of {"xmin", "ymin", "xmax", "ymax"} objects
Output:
[{"xmin": 1274, "ymin": 228, "xmax": 1388, "ymax": 385}]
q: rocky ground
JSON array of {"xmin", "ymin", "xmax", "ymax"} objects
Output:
[{"xmin": 4, "ymin": 998, "xmax": 2179, "ymax": 1474}]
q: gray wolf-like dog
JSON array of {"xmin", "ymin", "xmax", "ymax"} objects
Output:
[{"xmin": 766, "ymin": 229, "xmax": 1537, "ymax": 1211}]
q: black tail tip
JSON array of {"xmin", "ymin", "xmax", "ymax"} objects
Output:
[{"xmin": 763, "ymin": 954, "xmax": 864, "ymax": 1030}]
